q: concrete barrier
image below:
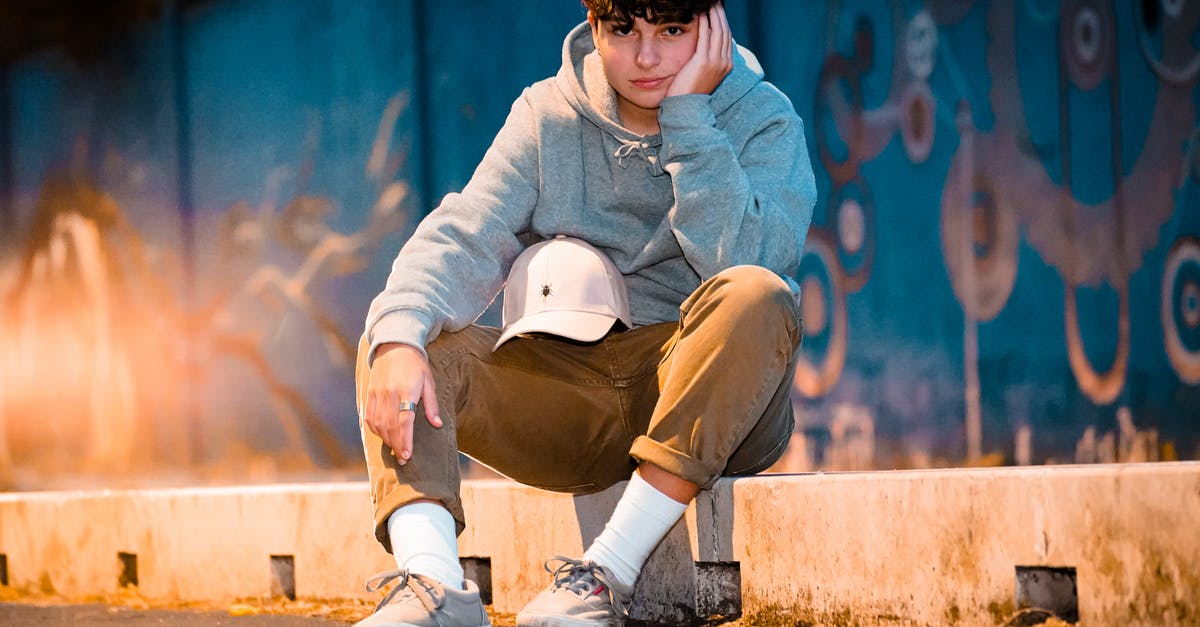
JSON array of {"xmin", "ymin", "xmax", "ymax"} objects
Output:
[{"xmin": 1, "ymin": 462, "xmax": 1197, "ymax": 625}]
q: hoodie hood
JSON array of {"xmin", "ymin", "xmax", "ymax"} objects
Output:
[{"xmin": 555, "ymin": 21, "xmax": 766, "ymax": 141}]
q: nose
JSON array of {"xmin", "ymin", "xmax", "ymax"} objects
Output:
[{"xmin": 635, "ymin": 38, "xmax": 659, "ymax": 68}]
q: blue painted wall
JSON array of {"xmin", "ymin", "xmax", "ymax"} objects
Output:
[{"xmin": 0, "ymin": 0, "xmax": 1196, "ymax": 485}]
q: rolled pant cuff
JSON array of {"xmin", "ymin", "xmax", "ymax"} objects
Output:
[
  {"xmin": 630, "ymin": 435, "xmax": 717, "ymax": 488},
  {"xmin": 372, "ymin": 490, "xmax": 466, "ymax": 554}
]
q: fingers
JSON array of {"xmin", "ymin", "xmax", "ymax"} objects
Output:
[
  {"xmin": 362, "ymin": 346, "xmax": 442, "ymax": 467},
  {"xmin": 422, "ymin": 374, "xmax": 441, "ymax": 428},
  {"xmin": 667, "ymin": 6, "xmax": 732, "ymax": 97},
  {"xmin": 395, "ymin": 394, "xmax": 415, "ymax": 464},
  {"xmin": 365, "ymin": 390, "xmax": 378, "ymax": 434},
  {"xmin": 710, "ymin": 4, "xmax": 732, "ymax": 67},
  {"xmin": 367, "ymin": 386, "xmax": 414, "ymax": 463},
  {"xmin": 717, "ymin": 5, "xmax": 731, "ymax": 62},
  {"xmin": 364, "ymin": 385, "xmax": 386, "ymax": 442},
  {"xmin": 706, "ymin": 6, "xmax": 720, "ymax": 56},
  {"xmin": 698, "ymin": 7, "xmax": 711, "ymax": 50}
]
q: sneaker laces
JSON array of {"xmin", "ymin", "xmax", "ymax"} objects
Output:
[
  {"xmin": 543, "ymin": 556, "xmax": 631, "ymax": 617},
  {"xmin": 364, "ymin": 569, "xmax": 446, "ymax": 618}
]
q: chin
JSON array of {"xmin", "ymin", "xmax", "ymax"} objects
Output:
[{"xmin": 628, "ymin": 95, "xmax": 665, "ymax": 110}]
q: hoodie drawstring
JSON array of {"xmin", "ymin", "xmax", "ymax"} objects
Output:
[{"xmin": 614, "ymin": 139, "xmax": 664, "ymax": 175}]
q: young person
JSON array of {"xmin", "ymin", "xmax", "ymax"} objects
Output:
[{"xmin": 354, "ymin": 0, "xmax": 815, "ymax": 625}]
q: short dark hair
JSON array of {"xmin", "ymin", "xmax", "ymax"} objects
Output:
[{"xmin": 582, "ymin": 0, "xmax": 722, "ymax": 27}]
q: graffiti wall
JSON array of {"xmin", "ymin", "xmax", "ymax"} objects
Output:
[{"xmin": 0, "ymin": 0, "xmax": 1196, "ymax": 488}]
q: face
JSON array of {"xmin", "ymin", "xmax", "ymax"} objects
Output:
[{"xmin": 589, "ymin": 14, "xmax": 700, "ymax": 126}]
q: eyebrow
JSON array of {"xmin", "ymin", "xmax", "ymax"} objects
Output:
[{"xmin": 604, "ymin": 16, "xmax": 692, "ymax": 27}]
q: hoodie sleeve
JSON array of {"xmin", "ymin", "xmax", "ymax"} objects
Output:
[
  {"xmin": 363, "ymin": 92, "xmax": 540, "ymax": 364},
  {"xmin": 656, "ymin": 90, "xmax": 816, "ymax": 281}
]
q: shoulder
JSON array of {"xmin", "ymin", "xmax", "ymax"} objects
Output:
[
  {"xmin": 503, "ymin": 76, "xmax": 578, "ymax": 129},
  {"xmin": 524, "ymin": 76, "xmax": 559, "ymax": 100},
  {"xmin": 519, "ymin": 76, "xmax": 570, "ymax": 111},
  {"xmin": 734, "ymin": 81, "xmax": 801, "ymax": 122},
  {"xmin": 715, "ymin": 81, "xmax": 802, "ymax": 147}
]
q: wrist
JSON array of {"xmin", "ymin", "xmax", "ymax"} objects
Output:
[
  {"xmin": 377, "ymin": 342, "xmax": 424, "ymax": 359},
  {"xmin": 658, "ymin": 95, "xmax": 715, "ymax": 129}
]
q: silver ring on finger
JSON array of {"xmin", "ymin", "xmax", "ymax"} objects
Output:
[{"xmin": 397, "ymin": 400, "xmax": 417, "ymax": 412}]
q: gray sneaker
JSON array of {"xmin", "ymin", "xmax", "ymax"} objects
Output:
[
  {"xmin": 354, "ymin": 570, "xmax": 491, "ymax": 627},
  {"xmin": 515, "ymin": 556, "xmax": 633, "ymax": 626}
]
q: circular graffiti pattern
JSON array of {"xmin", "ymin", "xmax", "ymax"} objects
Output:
[
  {"xmin": 940, "ymin": 154, "xmax": 1019, "ymax": 321},
  {"xmin": 1060, "ymin": 0, "xmax": 1115, "ymax": 91},
  {"xmin": 1132, "ymin": 0, "xmax": 1200, "ymax": 86},
  {"xmin": 904, "ymin": 10, "xmax": 938, "ymax": 81},
  {"xmin": 1183, "ymin": 282, "xmax": 1200, "ymax": 328},
  {"xmin": 1162, "ymin": 236, "xmax": 1200, "ymax": 384},
  {"xmin": 1065, "ymin": 279, "xmax": 1130, "ymax": 405},
  {"xmin": 830, "ymin": 179, "xmax": 876, "ymax": 293},
  {"xmin": 838, "ymin": 198, "xmax": 865, "ymax": 255},
  {"xmin": 801, "ymin": 275, "xmax": 828, "ymax": 336},
  {"xmin": 900, "ymin": 81, "xmax": 936, "ymax": 164},
  {"xmin": 815, "ymin": 54, "xmax": 866, "ymax": 186},
  {"xmin": 793, "ymin": 230, "xmax": 848, "ymax": 399},
  {"xmin": 1073, "ymin": 8, "xmax": 1102, "ymax": 63}
]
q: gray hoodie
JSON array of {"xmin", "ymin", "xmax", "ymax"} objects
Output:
[{"xmin": 365, "ymin": 22, "xmax": 816, "ymax": 361}]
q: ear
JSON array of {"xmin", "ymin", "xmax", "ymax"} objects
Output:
[{"xmin": 587, "ymin": 12, "xmax": 600, "ymax": 47}]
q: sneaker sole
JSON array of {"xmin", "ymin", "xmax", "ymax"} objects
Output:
[
  {"xmin": 353, "ymin": 613, "xmax": 490, "ymax": 627},
  {"xmin": 515, "ymin": 613, "xmax": 620, "ymax": 627}
]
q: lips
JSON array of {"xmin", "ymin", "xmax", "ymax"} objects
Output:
[{"xmin": 631, "ymin": 77, "xmax": 667, "ymax": 89}]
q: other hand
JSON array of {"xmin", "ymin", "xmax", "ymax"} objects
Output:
[
  {"xmin": 666, "ymin": 4, "xmax": 733, "ymax": 98},
  {"xmin": 364, "ymin": 343, "xmax": 442, "ymax": 464}
]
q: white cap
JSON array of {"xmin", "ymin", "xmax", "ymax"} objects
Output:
[{"xmin": 494, "ymin": 236, "xmax": 632, "ymax": 350}]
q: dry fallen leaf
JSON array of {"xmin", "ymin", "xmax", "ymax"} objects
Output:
[{"xmin": 228, "ymin": 603, "xmax": 261, "ymax": 616}]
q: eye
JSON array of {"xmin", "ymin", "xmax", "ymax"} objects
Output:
[
  {"xmin": 610, "ymin": 23, "xmax": 633, "ymax": 36},
  {"xmin": 662, "ymin": 25, "xmax": 686, "ymax": 36}
]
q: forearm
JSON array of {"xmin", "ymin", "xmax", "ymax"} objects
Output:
[
  {"xmin": 364, "ymin": 94, "xmax": 541, "ymax": 362},
  {"xmin": 364, "ymin": 199, "xmax": 528, "ymax": 363},
  {"xmin": 659, "ymin": 94, "xmax": 816, "ymax": 278}
]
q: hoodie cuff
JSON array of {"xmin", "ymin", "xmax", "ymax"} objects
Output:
[
  {"xmin": 658, "ymin": 94, "xmax": 719, "ymax": 164},
  {"xmin": 658, "ymin": 94, "xmax": 716, "ymax": 131},
  {"xmin": 366, "ymin": 309, "xmax": 433, "ymax": 366}
]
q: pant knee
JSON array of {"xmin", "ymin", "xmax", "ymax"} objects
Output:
[
  {"xmin": 711, "ymin": 265, "xmax": 795, "ymax": 311},
  {"xmin": 688, "ymin": 266, "xmax": 800, "ymax": 347}
]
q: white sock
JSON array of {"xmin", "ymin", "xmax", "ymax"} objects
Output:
[
  {"xmin": 387, "ymin": 502, "xmax": 464, "ymax": 587},
  {"xmin": 582, "ymin": 471, "xmax": 688, "ymax": 587}
]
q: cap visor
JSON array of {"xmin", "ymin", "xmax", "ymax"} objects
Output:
[{"xmin": 492, "ymin": 310, "xmax": 619, "ymax": 351}]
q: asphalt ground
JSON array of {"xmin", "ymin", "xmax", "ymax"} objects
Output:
[
  {"xmin": 0, "ymin": 603, "xmax": 351, "ymax": 626},
  {"xmin": 0, "ymin": 596, "xmax": 520, "ymax": 626},
  {"xmin": 0, "ymin": 589, "xmax": 364, "ymax": 626},
  {"xmin": 0, "ymin": 597, "xmax": 1074, "ymax": 626}
]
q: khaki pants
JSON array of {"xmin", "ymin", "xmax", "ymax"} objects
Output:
[{"xmin": 357, "ymin": 265, "xmax": 801, "ymax": 551}]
